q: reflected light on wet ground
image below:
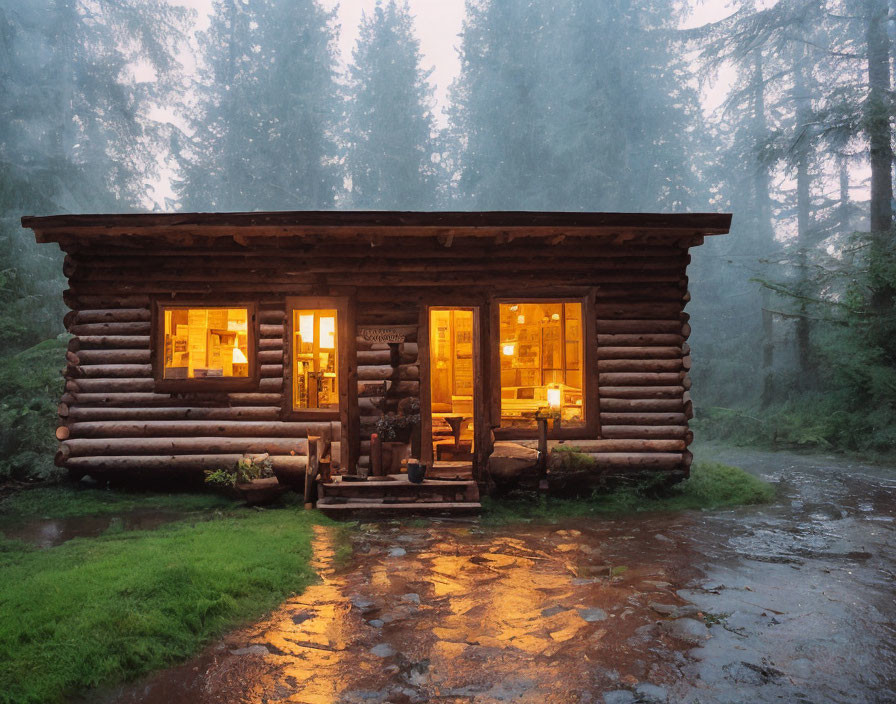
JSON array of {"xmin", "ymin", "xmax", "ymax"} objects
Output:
[{"xmin": 99, "ymin": 447, "xmax": 896, "ymax": 704}]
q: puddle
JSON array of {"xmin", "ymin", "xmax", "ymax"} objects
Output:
[
  {"xmin": 89, "ymin": 447, "xmax": 896, "ymax": 703},
  {"xmin": 1, "ymin": 510, "xmax": 190, "ymax": 548}
]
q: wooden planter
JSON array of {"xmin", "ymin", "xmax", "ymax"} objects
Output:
[{"xmin": 235, "ymin": 477, "xmax": 288, "ymax": 506}]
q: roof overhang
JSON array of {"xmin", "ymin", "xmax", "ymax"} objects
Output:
[{"xmin": 22, "ymin": 210, "xmax": 732, "ymax": 245}]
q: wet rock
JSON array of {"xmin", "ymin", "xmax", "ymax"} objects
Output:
[
  {"xmin": 290, "ymin": 610, "xmax": 313, "ymax": 625},
  {"xmin": 633, "ymin": 682, "xmax": 668, "ymax": 702},
  {"xmin": 370, "ymin": 643, "xmax": 396, "ymax": 658},
  {"xmin": 230, "ymin": 644, "xmax": 269, "ymax": 657},
  {"xmin": 388, "ymin": 547, "xmax": 407, "ymax": 557},
  {"xmin": 654, "ymin": 534, "xmax": 674, "ymax": 544},
  {"xmin": 648, "ymin": 602, "xmax": 679, "ymax": 616},
  {"xmin": 351, "ymin": 595, "xmax": 377, "ymax": 613},
  {"xmin": 602, "ymin": 691, "xmax": 636, "ymax": 704},
  {"xmin": 578, "ymin": 607, "xmax": 608, "ymax": 622},
  {"xmin": 400, "ymin": 593, "xmax": 420, "ymax": 605},
  {"xmin": 368, "ymin": 619, "xmax": 384, "ymax": 628},
  {"xmin": 541, "ymin": 605, "xmax": 568, "ymax": 617},
  {"xmin": 661, "ymin": 617, "xmax": 710, "ymax": 644}
]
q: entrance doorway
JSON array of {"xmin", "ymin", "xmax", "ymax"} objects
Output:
[{"xmin": 427, "ymin": 308, "xmax": 478, "ymax": 469}]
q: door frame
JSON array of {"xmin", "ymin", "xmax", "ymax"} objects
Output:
[{"xmin": 419, "ymin": 304, "xmax": 487, "ymax": 481}]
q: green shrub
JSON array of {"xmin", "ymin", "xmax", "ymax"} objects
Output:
[{"xmin": 0, "ymin": 337, "xmax": 67, "ymax": 482}]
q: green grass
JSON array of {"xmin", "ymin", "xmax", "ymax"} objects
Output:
[
  {"xmin": 0, "ymin": 503, "xmax": 333, "ymax": 704},
  {"xmin": 481, "ymin": 459, "xmax": 775, "ymax": 524},
  {"xmin": 0, "ymin": 485, "xmax": 239, "ymax": 521}
]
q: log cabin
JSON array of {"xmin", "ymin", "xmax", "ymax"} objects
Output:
[{"xmin": 23, "ymin": 210, "xmax": 731, "ymax": 512}]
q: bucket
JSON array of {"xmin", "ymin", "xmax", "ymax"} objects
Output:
[{"xmin": 407, "ymin": 460, "xmax": 426, "ymax": 484}]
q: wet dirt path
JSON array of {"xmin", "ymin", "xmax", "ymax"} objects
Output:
[{"xmin": 96, "ymin": 447, "xmax": 896, "ymax": 704}]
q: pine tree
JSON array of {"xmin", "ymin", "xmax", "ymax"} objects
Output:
[
  {"xmin": 344, "ymin": 1, "xmax": 439, "ymax": 209},
  {"xmin": 175, "ymin": 0, "xmax": 342, "ymax": 211}
]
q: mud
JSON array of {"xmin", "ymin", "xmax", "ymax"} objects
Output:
[{"xmin": 92, "ymin": 447, "xmax": 896, "ymax": 703}]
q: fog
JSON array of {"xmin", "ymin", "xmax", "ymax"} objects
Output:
[{"xmin": 2, "ymin": 0, "xmax": 894, "ymax": 452}]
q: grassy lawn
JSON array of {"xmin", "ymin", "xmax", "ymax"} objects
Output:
[
  {"xmin": 481, "ymin": 459, "xmax": 776, "ymax": 524},
  {"xmin": 0, "ymin": 494, "xmax": 333, "ymax": 704}
]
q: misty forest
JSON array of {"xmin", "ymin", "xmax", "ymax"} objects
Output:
[{"xmin": 3, "ymin": 0, "xmax": 895, "ymax": 482}]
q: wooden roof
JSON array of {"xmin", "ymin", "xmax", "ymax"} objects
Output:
[{"xmin": 22, "ymin": 210, "xmax": 731, "ymax": 244}]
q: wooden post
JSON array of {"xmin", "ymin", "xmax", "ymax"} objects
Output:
[
  {"xmin": 304, "ymin": 434, "xmax": 320, "ymax": 509},
  {"xmin": 537, "ymin": 417, "xmax": 549, "ymax": 492},
  {"xmin": 370, "ymin": 432, "xmax": 382, "ymax": 477}
]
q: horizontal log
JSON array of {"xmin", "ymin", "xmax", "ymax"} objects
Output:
[
  {"xmin": 599, "ymin": 425, "xmax": 688, "ymax": 440},
  {"xmin": 358, "ymin": 397, "xmax": 384, "ymax": 415},
  {"xmin": 69, "ymin": 322, "xmax": 151, "ymax": 336},
  {"xmin": 258, "ymin": 350, "xmax": 285, "ymax": 364},
  {"xmin": 596, "ymin": 346, "xmax": 681, "ymax": 360},
  {"xmin": 64, "ymin": 437, "xmax": 308, "ymax": 457},
  {"xmin": 598, "ymin": 373, "xmax": 683, "ymax": 386},
  {"xmin": 258, "ymin": 309, "xmax": 286, "ymax": 324},
  {"xmin": 358, "ymin": 365, "xmax": 393, "ymax": 381},
  {"xmin": 74, "ymin": 309, "xmax": 151, "ymax": 324},
  {"xmin": 556, "ymin": 439, "xmax": 686, "ymax": 453},
  {"xmin": 576, "ymin": 452, "xmax": 684, "ymax": 469},
  {"xmin": 62, "ymin": 392, "xmax": 282, "ymax": 407},
  {"xmin": 65, "ymin": 454, "xmax": 308, "ymax": 473},
  {"xmin": 682, "ymin": 354, "xmax": 691, "ymax": 371},
  {"xmin": 260, "ymin": 364, "xmax": 283, "ymax": 378},
  {"xmin": 358, "ymin": 380, "xmax": 391, "ymax": 397},
  {"xmin": 66, "ymin": 406, "xmax": 281, "ymax": 422},
  {"xmin": 594, "ymin": 303, "xmax": 682, "ymax": 319},
  {"xmin": 600, "ymin": 412, "xmax": 688, "ymax": 426},
  {"xmin": 598, "ymin": 386, "xmax": 685, "ymax": 399},
  {"xmin": 356, "ymin": 350, "xmax": 418, "ymax": 365},
  {"xmin": 68, "ymin": 378, "xmax": 155, "ymax": 393},
  {"xmin": 597, "ymin": 319, "xmax": 684, "ymax": 334},
  {"xmin": 259, "ymin": 378, "xmax": 283, "ymax": 392},
  {"xmin": 63, "ymin": 291, "xmax": 151, "ymax": 310},
  {"xmin": 71, "ymin": 364, "xmax": 152, "ymax": 379},
  {"xmin": 74, "ymin": 349, "xmax": 151, "ymax": 364},
  {"xmin": 67, "ymin": 420, "xmax": 319, "ymax": 439},
  {"xmin": 596, "ymin": 359, "xmax": 683, "ymax": 373},
  {"xmin": 259, "ymin": 324, "xmax": 284, "ymax": 338},
  {"xmin": 598, "ymin": 398, "xmax": 684, "ymax": 413},
  {"xmin": 597, "ymin": 334, "xmax": 684, "ymax": 347},
  {"xmin": 683, "ymin": 391, "xmax": 694, "ymax": 419},
  {"xmin": 56, "ymin": 426, "xmax": 70, "ymax": 441},
  {"xmin": 258, "ymin": 338, "xmax": 284, "ymax": 350},
  {"xmin": 72, "ymin": 335, "xmax": 151, "ymax": 350},
  {"xmin": 54, "ymin": 444, "xmax": 71, "ymax": 467}
]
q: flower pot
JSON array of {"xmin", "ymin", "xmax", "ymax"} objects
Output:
[{"xmin": 407, "ymin": 460, "xmax": 426, "ymax": 484}]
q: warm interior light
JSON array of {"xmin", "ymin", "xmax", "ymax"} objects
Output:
[
  {"xmin": 551, "ymin": 313, "xmax": 560, "ymax": 320},
  {"xmin": 319, "ymin": 316, "xmax": 335, "ymax": 349},
  {"xmin": 299, "ymin": 314, "xmax": 314, "ymax": 342},
  {"xmin": 232, "ymin": 346, "xmax": 248, "ymax": 364},
  {"xmin": 547, "ymin": 386, "xmax": 562, "ymax": 408},
  {"xmin": 502, "ymin": 343, "xmax": 515, "ymax": 356},
  {"xmin": 517, "ymin": 314, "xmax": 525, "ymax": 324}
]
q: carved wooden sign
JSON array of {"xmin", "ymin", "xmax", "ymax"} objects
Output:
[{"xmin": 359, "ymin": 326, "xmax": 415, "ymax": 343}]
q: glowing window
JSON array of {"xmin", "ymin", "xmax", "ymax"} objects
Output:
[
  {"xmin": 499, "ymin": 301, "xmax": 584, "ymax": 428},
  {"xmin": 293, "ymin": 309, "xmax": 339, "ymax": 411},
  {"xmin": 162, "ymin": 307, "xmax": 251, "ymax": 379}
]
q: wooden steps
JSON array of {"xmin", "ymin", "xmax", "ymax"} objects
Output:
[{"xmin": 316, "ymin": 472, "xmax": 480, "ymax": 516}]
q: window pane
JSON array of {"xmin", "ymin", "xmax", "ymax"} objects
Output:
[
  {"xmin": 163, "ymin": 307, "xmax": 250, "ymax": 379},
  {"xmin": 293, "ymin": 309, "xmax": 339, "ymax": 411},
  {"xmin": 499, "ymin": 302, "xmax": 584, "ymax": 428}
]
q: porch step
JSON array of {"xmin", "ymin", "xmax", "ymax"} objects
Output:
[
  {"xmin": 429, "ymin": 461, "xmax": 474, "ymax": 480},
  {"xmin": 316, "ymin": 473, "xmax": 480, "ymax": 516}
]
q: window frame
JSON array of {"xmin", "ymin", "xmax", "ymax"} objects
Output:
[
  {"xmin": 282, "ymin": 295, "xmax": 351, "ymax": 422},
  {"xmin": 152, "ymin": 300, "xmax": 259, "ymax": 392},
  {"xmin": 490, "ymin": 293, "xmax": 598, "ymax": 441}
]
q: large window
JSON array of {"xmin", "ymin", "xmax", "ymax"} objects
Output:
[
  {"xmin": 499, "ymin": 301, "xmax": 584, "ymax": 428},
  {"xmin": 292, "ymin": 308, "xmax": 339, "ymax": 411},
  {"xmin": 162, "ymin": 307, "xmax": 251, "ymax": 380}
]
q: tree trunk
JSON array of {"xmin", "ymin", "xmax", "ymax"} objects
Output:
[
  {"xmin": 866, "ymin": 0, "xmax": 894, "ymax": 313},
  {"xmin": 793, "ymin": 54, "xmax": 813, "ymax": 383}
]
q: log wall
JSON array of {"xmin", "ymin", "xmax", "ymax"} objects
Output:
[{"xmin": 54, "ymin": 232, "xmax": 700, "ymax": 481}]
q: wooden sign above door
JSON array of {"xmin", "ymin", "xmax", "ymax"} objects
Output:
[{"xmin": 359, "ymin": 326, "xmax": 416, "ymax": 344}]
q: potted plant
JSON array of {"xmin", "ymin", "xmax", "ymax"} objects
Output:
[
  {"xmin": 374, "ymin": 398, "xmax": 421, "ymax": 473},
  {"xmin": 204, "ymin": 454, "xmax": 286, "ymax": 505}
]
